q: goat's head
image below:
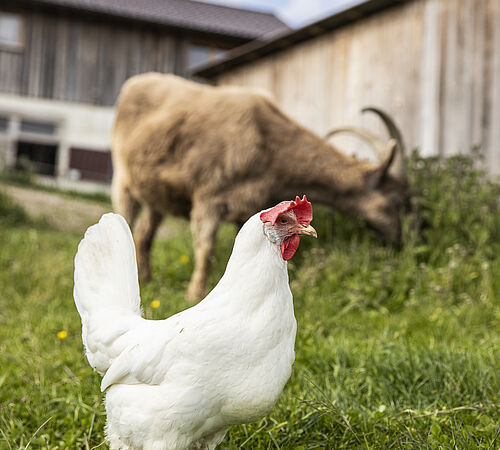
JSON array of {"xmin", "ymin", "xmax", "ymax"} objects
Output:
[{"xmin": 325, "ymin": 107, "xmax": 409, "ymax": 246}]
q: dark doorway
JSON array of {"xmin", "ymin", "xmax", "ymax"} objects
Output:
[{"xmin": 16, "ymin": 141, "xmax": 58, "ymax": 176}]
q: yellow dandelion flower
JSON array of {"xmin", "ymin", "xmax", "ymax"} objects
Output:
[
  {"xmin": 151, "ymin": 300, "xmax": 160, "ymax": 309},
  {"xmin": 57, "ymin": 330, "xmax": 68, "ymax": 340},
  {"xmin": 430, "ymin": 307, "xmax": 442, "ymax": 322},
  {"xmin": 180, "ymin": 255, "xmax": 189, "ymax": 264}
]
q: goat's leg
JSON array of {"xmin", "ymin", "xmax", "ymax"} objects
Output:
[
  {"xmin": 112, "ymin": 180, "xmax": 141, "ymax": 229},
  {"xmin": 135, "ymin": 206, "xmax": 163, "ymax": 283},
  {"xmin": 187, "ymin": 204, "xmax": 220, "ymax": 303}
]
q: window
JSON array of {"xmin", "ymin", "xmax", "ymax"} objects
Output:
[
  {"xmin": 0, "ymin": 12, "xmax": 23, "ymax": 49},
  {"xmin": 20, "ymin": 120, "xmax": 56, "ymax": 135},
  {"xmin": 187, "ymin": 44, "xmax": 226, "ymax": 70},
  {"xmin": 188, "ymin": 45, "xmax": 210, "ymax": 69},
  {"xmin": 0, "ymin": 116, "xmax": 8, "ymax": 132}
]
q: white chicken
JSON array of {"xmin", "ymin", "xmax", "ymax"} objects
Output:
[{"xmin": 73, "ymin": 196, "xmax": 316, "ymax": 450}]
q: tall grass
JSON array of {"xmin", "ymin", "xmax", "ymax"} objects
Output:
[{"xmin": 0, "ymin": 152, "xmax": 498, "ymax": 449}]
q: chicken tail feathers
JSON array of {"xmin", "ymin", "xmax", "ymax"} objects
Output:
[{"xmin": 74, "ymin": 213, "xmax": 142, "ymax": 326}]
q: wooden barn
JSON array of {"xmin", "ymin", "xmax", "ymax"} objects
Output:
[
  {"xmin": 194, "ymin": 0, "xmax": 500, "ymax": 175},
  {"xmin": 0, "ymin": 0, "xmax": 288, "ymax": 189}
]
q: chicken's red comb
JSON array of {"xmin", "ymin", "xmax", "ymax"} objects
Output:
[{"xmin": 260, "ymin": 195, "xmax": 313, "ymax": 226}]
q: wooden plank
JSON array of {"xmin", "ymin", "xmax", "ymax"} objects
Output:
[
  {"xmin": 173, "ymin": 36, "xmax": 187, "ymax": 77},
  {"xmin": 66, "ymin": 21, "xmax": 80, "ymax": 102},
  {"xmin": 78, "ymin": 22, "xmax": 100, "ymax": 103},
  {"xmin": 19, "ymin": 12, "xmax": 33, "ymax": 96},
  {"xmin": 0, "ymin": 51, "xmax": 21, "ymax": 94},
  {"xmin": 42, "ymin": 15, "xmax": 56, "ymax": 99},
  {"xmin": 0, "ymin": 52, "xmax": 9, "ymax": 93},
  {"xmin": 29, "ymin": 13, "xmax": 45, "ymax": 97},
  {"xmin": 97, "ymin": 26, "xmax": 116, "ymax": 105},
  {"xmin": 461, "ymin": 0, "xmax": 476, "ymax": 153},
  {"xmin": 327, "ymin": 30, "xmax": 348, "ymax": 135},
  {"xmin": 126, "ymin": 28, "xmax": 143, "ymax": 78},
  {"xmin": 469, "ymin": 0, "xmax": 487, "ymax": 151},
  {"xmin": 53, "ymin": 16, "xmax": 69, "ymax": 101},
  {"xmin": 109, "ymin": 26, "xmax": 129, "ymax": 104},
  {"xmin": 143, "ymin": 31, "xmax": 158, "ymax": 72},
  {"xmin": 157, "ymin": 34, "xmax": 171, "ymax": 73},
  {"xmin": 487, "ymin": 0, "xmax": 500, "ymax": 174},
  {"xmin": 480, "ymin": 0, "xmax": 494, "ymax": 169},
  {"xmin": 439, "ymin": 0, "xmax": 458, "ymax": 157}
]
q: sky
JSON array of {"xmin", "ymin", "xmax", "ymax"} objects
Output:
[{"xmin": 198, "ymin": 0, "xmax": 363, "ymax": 28}]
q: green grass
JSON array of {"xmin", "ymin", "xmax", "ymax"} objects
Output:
[{"xmin": 0, "ymin": 152, "xmax": 499, "ymax": 449}]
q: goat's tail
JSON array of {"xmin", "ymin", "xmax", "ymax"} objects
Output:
[{"xmin": 74, "ymin": 213, "xmax": 141, "ymax": 331}]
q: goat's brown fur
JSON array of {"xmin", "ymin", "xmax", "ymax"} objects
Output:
[{"xmin": 112, "ymin": 73, "xmax": 408, "ymax": 301}]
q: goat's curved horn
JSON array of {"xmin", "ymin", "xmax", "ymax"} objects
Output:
[
  {"xmin": 362, "ymin": 107, "xmax": 406, "ymax": 177},
  {"xmin": 324, "ymin": 127, "xmax": 390, "ymax": 162}
]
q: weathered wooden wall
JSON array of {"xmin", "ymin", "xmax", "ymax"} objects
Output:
[
  {"xmin": 0, "ymin": 10, "xmax": 178, "ymax": 106},
  {"xmin": 213, "ymin": 0, "xmax": 500, "ymax": 174}
]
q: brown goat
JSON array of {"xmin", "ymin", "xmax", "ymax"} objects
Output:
[{"xmin": 111, "ymin": 73, "xmax": 408, "ymax": 301}]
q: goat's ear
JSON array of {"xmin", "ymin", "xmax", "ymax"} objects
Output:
[{"xmin": 365, "ymin": 139, "xmax": 397, "ymax": 189}]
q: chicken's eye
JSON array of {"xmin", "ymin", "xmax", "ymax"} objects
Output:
[{"xmin": 278, "ymin": 216, "xmax": 288, "ymax": 224}]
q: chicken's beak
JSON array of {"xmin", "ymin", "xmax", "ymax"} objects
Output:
[{"xmin": 297, "ymin": 224, "xmax": 317, "ymax": 238}]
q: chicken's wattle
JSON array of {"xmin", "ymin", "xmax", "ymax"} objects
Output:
[{"xmin": 281, "ymin": 235, "xmax": 300, "ymax": 260}]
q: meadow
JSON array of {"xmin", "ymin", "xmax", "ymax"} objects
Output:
[{"xmin": 0, "ymin": 152, "xmax": 499, "ymax": 449}]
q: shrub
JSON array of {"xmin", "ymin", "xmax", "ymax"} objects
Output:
[
  {"xmin": 408, "ymin": 148, "xmax": 500, "ymax": 260},
  {"xmin": 0, "ymin": 188, "xmax": 30, "ymax": 226}
]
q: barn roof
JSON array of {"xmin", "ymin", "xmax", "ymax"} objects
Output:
[
  {"xmin": 17, "ymin": 0, "xmax": 290, "ymax": 41},
  {"xmin": 193, "ymin": 0, "xmax": 411, "ymax": 78}
]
